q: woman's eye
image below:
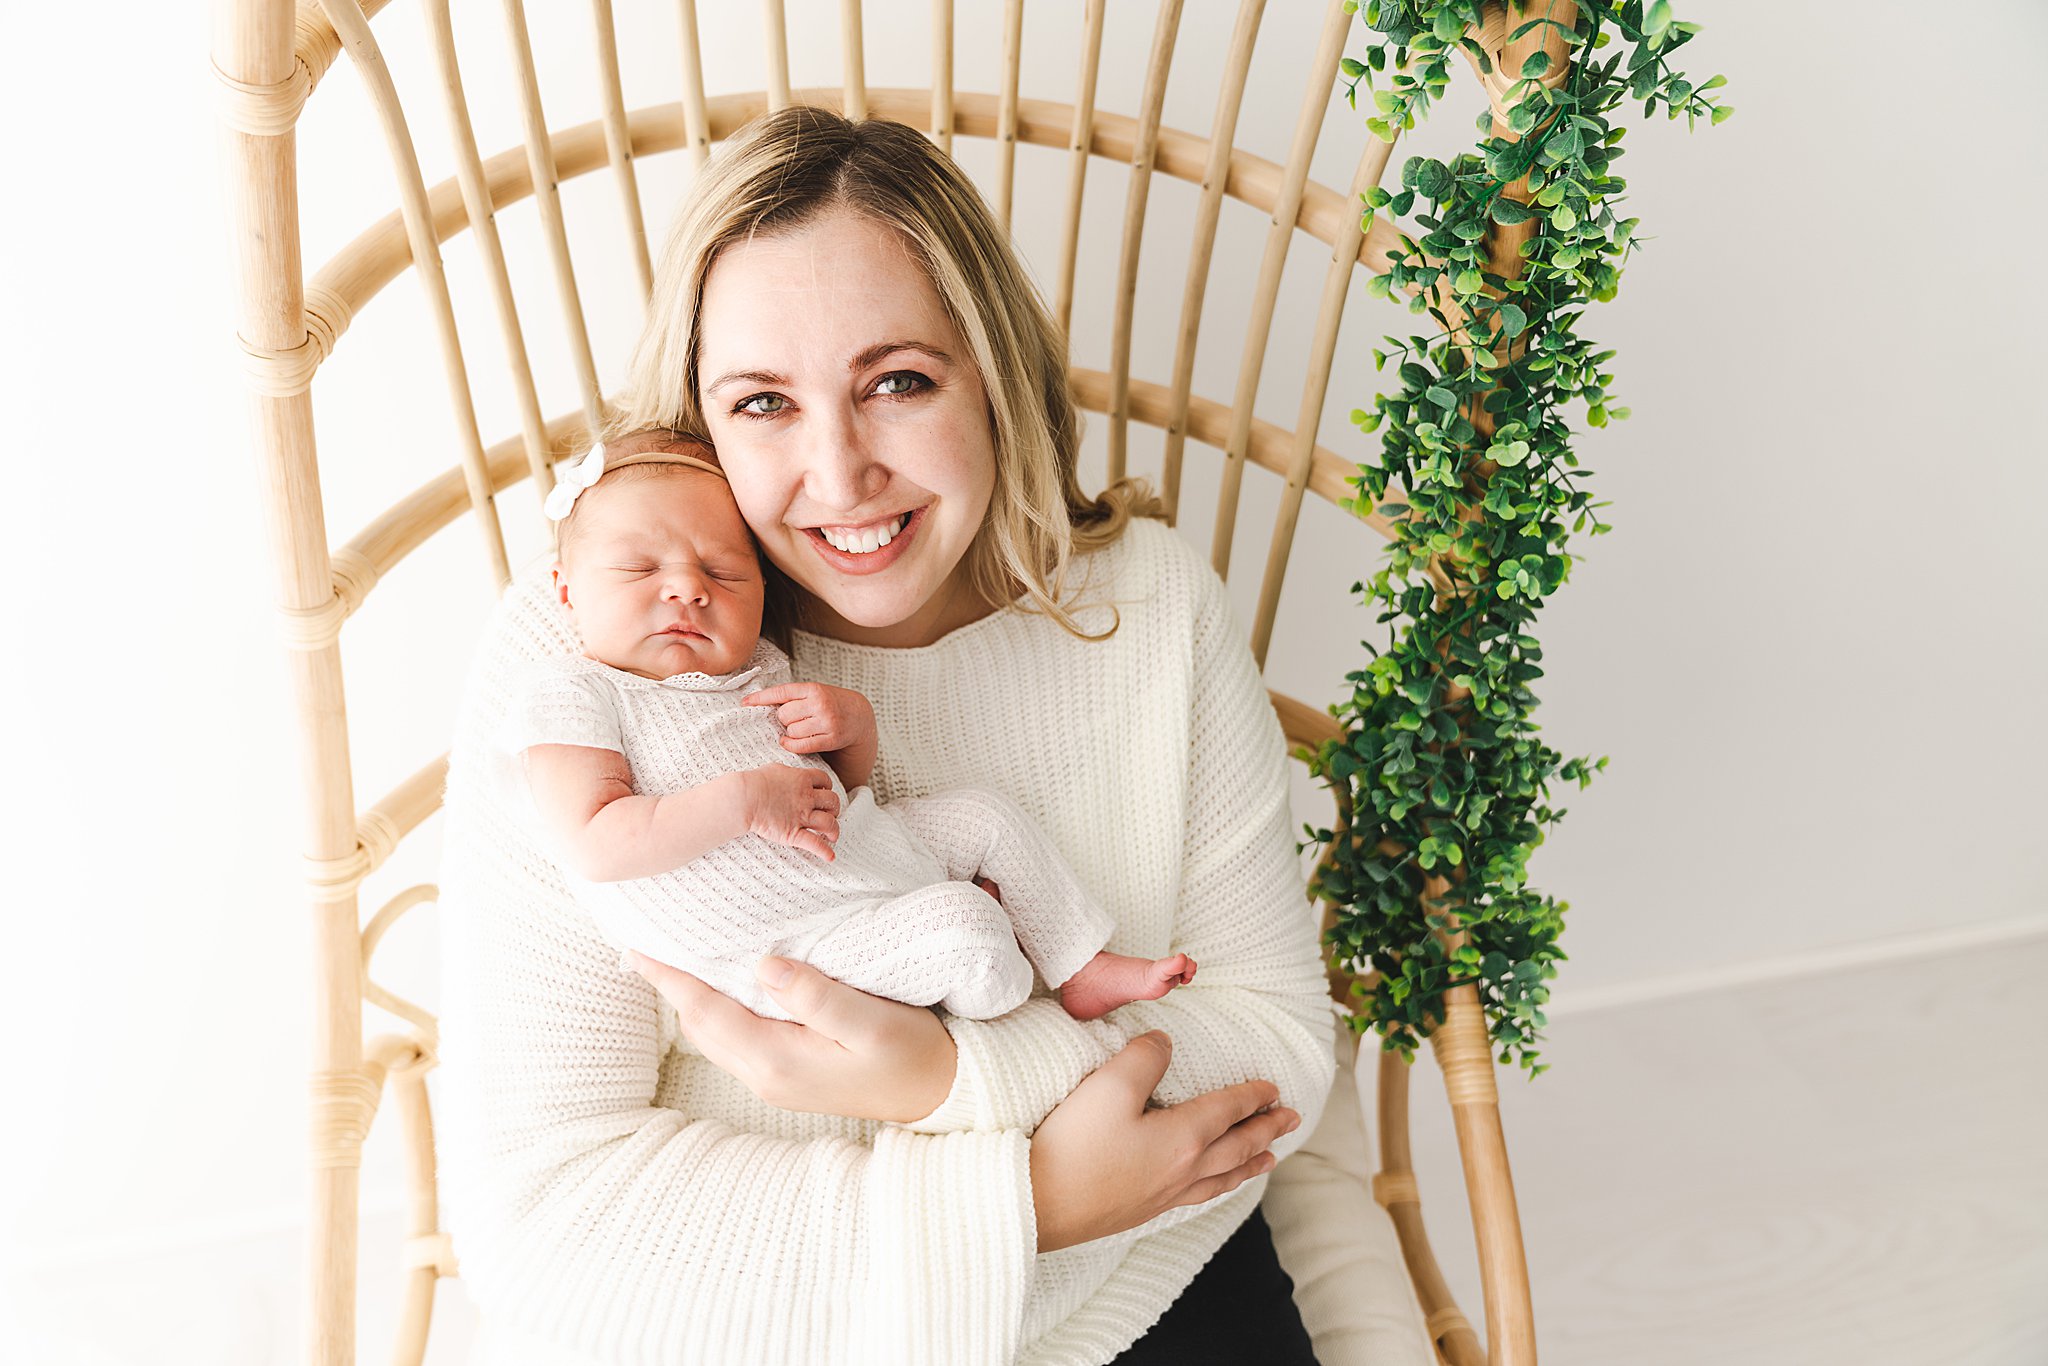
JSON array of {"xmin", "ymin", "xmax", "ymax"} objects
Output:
[
  {"xmin": 874, "ymin": 371, "xmax": 929, "ymax": 398},
  {"xmin": 733, "ymin": 392, "xmax": 787, "ymax": 418}
]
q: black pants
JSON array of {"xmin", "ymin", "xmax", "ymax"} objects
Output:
[{"xmin": 1105, "ymin": 1205, "xmax": 1320, "ymax": 1365}]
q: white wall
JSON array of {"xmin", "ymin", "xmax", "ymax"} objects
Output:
[{"xmin": 4, "ymin": 1, "xmax": 2043, "ymax": 1360}]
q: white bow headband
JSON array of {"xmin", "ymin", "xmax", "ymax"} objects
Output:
[{"xmin": 544, "ymin": 441, "xmax": 728, "ymax": 521}]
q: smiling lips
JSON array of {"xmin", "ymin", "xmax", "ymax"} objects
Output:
[
  {"xmin": 815, "ymin": 510, "xmax": 912, "ymax": 554},
  {"xmin": 804, "ymin": 506, "xmax": 923, "ymax": 574}
]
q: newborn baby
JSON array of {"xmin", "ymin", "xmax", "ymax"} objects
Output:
[{"xmin": 502, "ymin": 430, "xmax": 1196, "ymax": 1024}]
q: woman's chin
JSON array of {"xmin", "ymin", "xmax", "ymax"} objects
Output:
[{"xmin": 787, "ymin": 565, "xmax": 926, "ymax": 628}]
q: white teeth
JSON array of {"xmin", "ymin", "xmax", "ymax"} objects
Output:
[{"xmin": 821, "ymin": 512, "xmax": 909, "ymax": 554}]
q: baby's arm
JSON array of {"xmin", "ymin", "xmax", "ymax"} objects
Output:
[
  {"xmin": 742, "ymin": 682, "xmax": 879, "ymax": 791},
  {"xmin": 523, "ymin": 744, "xmax": 841, "ymax": 880}
]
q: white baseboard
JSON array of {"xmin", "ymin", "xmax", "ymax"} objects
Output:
[{"xmin": 1544, "ymin": 913, "xmax": 2048, "ymax": 1019}]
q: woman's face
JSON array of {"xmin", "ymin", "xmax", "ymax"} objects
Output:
[{"xmin": 695, "ymin": 207, "xmax": 999, "ymax": 649}]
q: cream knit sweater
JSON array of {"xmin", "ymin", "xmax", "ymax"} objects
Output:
[{"xmin": 437, "ymin": 515, "xmax": 1340, "ymax": 1365}]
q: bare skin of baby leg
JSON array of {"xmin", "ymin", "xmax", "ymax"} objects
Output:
[{"xmin": 1058, "ymin": 950, "xmax": 1197, "ymax": 1022}]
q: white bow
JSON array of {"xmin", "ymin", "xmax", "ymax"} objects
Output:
[{"xmin": 544, "ymin": 443, "xmax": 607, "ymax": 521}]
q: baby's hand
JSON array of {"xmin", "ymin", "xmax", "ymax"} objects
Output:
[
  {"xmin": 743, "ymin": 681, "xmax": 876, "ymax": 758},
  {"xmin": 740, "ymin": 763, "xmax": 842, "ymax": 860}
]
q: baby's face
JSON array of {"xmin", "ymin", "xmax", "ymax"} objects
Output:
[{"xmin": 553, "ymin": 469, "xmax": 766, "ymax": 680}]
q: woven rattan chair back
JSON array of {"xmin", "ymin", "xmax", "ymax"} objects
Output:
[{"xmin": 216, "ymin": 2, "xmax": 1560, "ymax": 1362}]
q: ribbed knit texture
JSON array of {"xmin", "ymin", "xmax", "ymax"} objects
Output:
[
  {"xmin": 437, "ymin": 516, "xmax": 1338, "ymax": 1364},
  {"xmin": 499, "ymin": 648, "xmax": 1116, "ymax": 1021}
]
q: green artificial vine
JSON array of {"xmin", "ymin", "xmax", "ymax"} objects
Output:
[{"xmin": 1305, "ymin": 1, "xmax": 1729, "ymax": 1074}]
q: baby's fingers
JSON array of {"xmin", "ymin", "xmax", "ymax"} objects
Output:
[
  {"xmin": 742, "ymin": 683, "xmax": 810, "ymax": 708},
  {"xmin": 791, "ymin": 830, "xmax": 835, "ymax": 861}
]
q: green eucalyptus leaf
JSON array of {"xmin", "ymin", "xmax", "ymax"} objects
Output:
[
  {"xmin": 1415, "ymin": 158, "xmax": 1456, "ymax": 200},
  {"xmin": 1490, "ymin": 196, "xmax": 1537, "ymax": 225}
]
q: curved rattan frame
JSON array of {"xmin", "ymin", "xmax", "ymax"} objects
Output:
[{"xmin": 216, "ymin": 2, "xmax": 1571, "ymax": 1362}]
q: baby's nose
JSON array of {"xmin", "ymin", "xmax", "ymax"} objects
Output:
[{"xmin": 662, "ymin": 569, "xmax": 709, "ymax": 600}]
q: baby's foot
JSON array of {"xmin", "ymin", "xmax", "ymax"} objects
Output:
[{"xmin": 1058, "ymin": 951, "xmax": 1198, "ymax": 1022}]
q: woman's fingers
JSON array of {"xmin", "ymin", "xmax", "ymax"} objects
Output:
[
  {"xmin": 1094, "ymin": 1030, "xmax": 1176, "ymax": 1109},
  {"xmin": 1176, "ymin": 1074, "xmax": 1282, "ymax": 1137},
  {"xmin": 1186, "ymin": 1099, "xmax": 1297, "ymax": 1194},
  {"xmin": 1178, "ymin": 1149, "xmax": 1279, "ymax": 1209},
  {"xmin": 624, "ymin": 951, "xmax": 760, "ymax": 1052},
  {"xmin": 754, "ymin": 956, "xmax": 877, "ymax": 1049},
  {"xmin": 1154, "ymin": 1074, "xmax": 1296, "ymax": 1206}
]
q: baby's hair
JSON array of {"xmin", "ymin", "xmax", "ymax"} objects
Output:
[
  {"xmin": 551, "ymin": 428, "xmax": 708, "ymax": 561},
  {"xmin": 552, "ymin": 428, "xmax": 801, "ymax": 654}
]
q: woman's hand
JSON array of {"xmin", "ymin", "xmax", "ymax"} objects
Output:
[
  {"xmin": 623, "ymin": 948, "xmax": 957, "ymax": 1124},
  {"xmin": 1028, "ymin": 1031, "xmax": 1299, "ymax": 1254}
]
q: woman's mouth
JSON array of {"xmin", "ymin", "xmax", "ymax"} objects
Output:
[{"xmin": 804, "ymin": 506, "xmax": 923, "ymax": 575}]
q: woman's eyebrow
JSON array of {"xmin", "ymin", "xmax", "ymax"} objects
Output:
[
  {"xmin": 848, "ymin": 339, "xmax": 954, "ymax": 373},
  {"xmin": 703, "ymin": 340, "xmax": 955, "ymax": 395},
  {"xmin": 703, "ymin": 366, "xmax": 787, "ymax": 394}
]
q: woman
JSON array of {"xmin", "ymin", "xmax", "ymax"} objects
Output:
[{"xmin": 439, "ymin": 107, "xmax": 1408, "ymax": 1364}]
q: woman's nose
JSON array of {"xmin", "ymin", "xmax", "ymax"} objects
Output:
[{"xmin": 801, "ymin": 400, "xmax": 886, "ymax": 514}]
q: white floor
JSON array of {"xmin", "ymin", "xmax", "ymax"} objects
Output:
[{"xmin": 6, "ymin": 928, "xmax": 2043, "ymax": 1365}]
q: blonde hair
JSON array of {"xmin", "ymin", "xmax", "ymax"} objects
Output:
[{"xmin": 620, "ymin": 105, "xmax": 1164, "ymax": 641}]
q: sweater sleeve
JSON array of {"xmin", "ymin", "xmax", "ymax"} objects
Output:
[
  {"xmin": 903, "ymin": 545, "xmax": 1337, "ymax": 1158},
  {"xmin": 438, "ymin": 765, "xmax": 1039, "ymax": 1364},
  {"xmin": 497, "ymin": 659, "xmax": 624, "ymax": 755}
]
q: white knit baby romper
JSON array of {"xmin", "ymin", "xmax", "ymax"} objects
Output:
[{"xmin": 500, "ymin": 639, "xmax": 1116, "ymax": 1022}]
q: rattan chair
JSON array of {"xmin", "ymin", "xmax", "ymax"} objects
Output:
[{"xmin": 216, "ymin": 1, "xmax": 1561, "ymax": 1362}]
